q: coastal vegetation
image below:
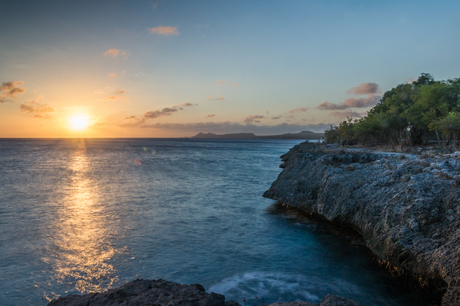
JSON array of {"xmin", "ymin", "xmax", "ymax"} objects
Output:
[{"xmin": 325, "ymin": 74, "xmax": 460, "ymax": 148}]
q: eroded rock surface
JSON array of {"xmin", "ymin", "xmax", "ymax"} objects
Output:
[
  {"xmin": 268, "ymin": 294, "xmax": 361, "ymax": 306},
  {"xmin": 47, "ymin": 279, "xmax": 238, "ymax": 306},
  {"xmin": 263, "ymin": 142, "xmax": 460, "ymax": 306},
  {"xmin": 47, "ymin": 279, "xmax": 362, "ymax": 306}
]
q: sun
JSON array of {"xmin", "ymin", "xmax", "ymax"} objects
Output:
[{"xmin": 69, "ymin": 114, "xmax": 90, "ymax": 131}]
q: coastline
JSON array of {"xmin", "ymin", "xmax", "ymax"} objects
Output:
[{"xmin": 263, "ymin": 142, "xmax": 460, "ymax": 306}]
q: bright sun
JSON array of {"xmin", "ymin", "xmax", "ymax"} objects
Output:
[{"xmin": 69, "ymin": 114, "xmax": 90, "ymax": 131}]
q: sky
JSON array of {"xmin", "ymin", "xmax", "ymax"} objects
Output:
[{"xmin": 1, "ymin": 0, "xmax": 460, "ymax": 138}]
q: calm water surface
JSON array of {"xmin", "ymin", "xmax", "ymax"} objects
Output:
[{"xmin": 0, "ymin": 139, "xmax": 434, "ymax": 305}]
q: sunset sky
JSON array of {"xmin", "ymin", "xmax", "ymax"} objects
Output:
[{"xmin": 1, "ymin": 0, "xmax": 460, "ymax": 138}]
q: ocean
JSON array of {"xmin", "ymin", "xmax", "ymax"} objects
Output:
[{"xmin": 0, "ymin": 139, "xmax": 434, "ymax": 305}]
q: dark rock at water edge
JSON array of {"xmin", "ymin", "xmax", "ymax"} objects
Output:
[
  {"xmin": 47, "ymin": 279, "xmax": 362, "ymax": 306},
  {"xmin": 268, "ymin": 294, "xmax": 362, "ymax": 306},
  {"xmin": 263, "ymin": 142, "xmax": 460, "ymax": 305},
  {"xmin": 47, "ymin": 279, "xmax": 238, "ymax": 306}
]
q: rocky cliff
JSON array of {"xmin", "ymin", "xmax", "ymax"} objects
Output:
[{"xmin": 263, "ymin": 142, "xmax": 460, "ymax": 306}]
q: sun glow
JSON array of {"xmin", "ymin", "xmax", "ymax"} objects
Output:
[{"xmin": 69, "ymin": 114, "xmax": 90, "ymax": 131}]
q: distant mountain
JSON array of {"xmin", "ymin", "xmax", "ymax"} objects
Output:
[{"xmin": 191, "ymin": 131, "xmax": 324, "ymax": 140}]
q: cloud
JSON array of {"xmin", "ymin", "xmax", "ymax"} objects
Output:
[
  {"xmin": 346, "ymin": 83, "xmax": 380, "ymax": 95},
  {"xmin": 243, "ymin": 115, "xmax": 265, "ymax": 123},
  {"xmin": 103, "ymin": 96, "xmax": 121, "ymax": 101},
  {"xmin": 147, "ymin": 26, "xmax": 179, "ymax": 36},
  {"xmin": 102, "ymin": 89, "xmax": 126, "ymax": 101},
  {"xmin": 108, "ymin": 72, "xmax": 117, "ymax": 78},
  {"xmin": 126, "ymin": 121, "xmax": 331, "ymax": 134},
  {"xmin": 330, "ymin": 111, "xmax": 363, "ymax": 120},
  {"xmin": 317, "ymin": 101, "xmax": 348, "ymax": 110},
  {"xmin": 123, "ymin": 103, "xmax": 196, "ymax": 127},
  {"xmin": 104, "ymin": 49, "xmax": 129, "ymax": 57},
  {"xmin": 152, "ymin": 2, "xmax": 158, "ymax": 9},
  {"xmin": 215, "ymin": 80, "xmax": 226, "ymax": 85},
  {"xmin": 206, "ymin": 114, "xmax": 215, "ymax": 118},
  {"xmin": 20, "ymin": 98, "xmax": 55, "ymax": 119},
  {"xmin": 317, "ymin": 95, "xmax": 381, "ymax": 110},
  {"xmin": 287, "ymin": 107, "xmax": 309, "ymax": 114},
  {"xmin": 271, "ymin": 116, "xmax": 282, "ymax": 120},
  {"xmin": 343, "ymin": 95, "xmax": 380, "ymax": 108},
  {"xmin": 232, "ymin": 82, "xmax": 239, "ymax": 88},
  {"xmin": 207, "ymin": 96, "xmax": 225, "ymax": 101},
  {"xmin": 0, "ymin": 81, "xmax": 25, "ymax": 102},
  {"xmin": 144, "ymin": 107, "xmax": 178, "ymax": 119}
]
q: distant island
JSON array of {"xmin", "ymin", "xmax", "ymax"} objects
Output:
[{"xmin": 191, "ymin": 131, "xmax": 324, "ymax": 140}]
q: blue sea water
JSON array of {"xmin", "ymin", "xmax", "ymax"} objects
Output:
[{"xmin": 0, "ymin": 139, "xmax": 434, "ymax": 305}]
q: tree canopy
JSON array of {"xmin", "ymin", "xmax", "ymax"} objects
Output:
[{"xmin": 325, "ymin": 74, "xmax": 460, "ymax": 147}]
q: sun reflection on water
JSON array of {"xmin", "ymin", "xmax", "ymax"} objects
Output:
[{"xmin": 48, "ymin": 141, "xmax": 119, "ymax": 296}]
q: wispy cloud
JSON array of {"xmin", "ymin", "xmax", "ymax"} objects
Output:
[
  {"xmin": 271, "ymin": 116, "xmax": 282, "ymax": 120},
  {"xmin": 147, "ymin": 26, "xmax": 179, "ymax": 36},
  {"xmin": 0, "ymin": 81, "xmax": 25, "ymax": 102},
  {"xmin": 317, "ymin": 101, "xmax": 348, "ymax": 110},
  {"xmin": 287, "ymin": 107, "xmax": 309, "ymax": 114},
  {"xmin": 20, "ymin": 98, "xmax": 55, "ymax": 119},
  {"xmin": 104, "ymin": 49, "xmax": 129, "ymax": 58},
  {"xmin": 232, "ymin": 82, "xmax": 239, "ymax": 88},
  {"xmin": 317, "ymin": 95, "xmax": 380, "ymax": 110},
  {"xmin": 102, "ymin": 89, "xmax": 127, "ymax": 101},
  {"xmin": 346, "ymin": 82, "xmax": 380, "ymax": 95},
  {"xmin": 215, "ymin": 80, "xmax": 226, "ymax": 85},
  {"xmin": 330, "ymin": 111, "xmax": 364, "ymax": 119},
  {"xmin": 108, "ymin": 72, "xmax": 117, "ymax": 78},
  {"xmin": 122, "ymin": 103, "xmax": 196, "ymax": 127},
  {"xmin": 207, "ymin": 96, "xmax": 225, "ymax": 101},
  {"xmin": 103, "ymin": 96, "xmax": 121, "ymax": 101},
  {"xmin": 206, "ymin": 114, "xmax": 215, "ymax": 118},
  {"xmin": 243, "ymin": 115, "xmax": 265, "ymax": 123},
  {"xmin": 152, "ymin": 2, "xmax": 158, "ymax": 9}
]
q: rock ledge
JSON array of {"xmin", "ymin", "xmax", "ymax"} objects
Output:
[{"xmin": 263, "ymin": 142, "xmax": 460, "ymax": 306}]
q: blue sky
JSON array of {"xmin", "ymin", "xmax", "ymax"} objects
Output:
[{"xmin": 1, "ymin": 0, "xmax": 459, "ymax": 137}]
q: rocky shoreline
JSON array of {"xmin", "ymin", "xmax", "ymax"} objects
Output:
[
  {"xmin": 47, "ymin": 279, "xmax": 361, "ymax": 306},
  {"xmin": 263, "ymin": 142, "xmax": 460, "ymax": 306}
]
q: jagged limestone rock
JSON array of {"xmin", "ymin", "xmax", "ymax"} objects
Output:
[{"xmin": 264, "ymin": 143, "xmax": 460, "ymax": 306}]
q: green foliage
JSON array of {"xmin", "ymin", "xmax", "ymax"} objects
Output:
[{"xmin": 324, "ymin": 73, "xmax": 460, "ymax": 147}]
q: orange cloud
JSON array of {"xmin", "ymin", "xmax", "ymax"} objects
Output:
[
  {"xmin": 215, "ymin": 80, "xmax": 226, "ymax": 85},
  {"xmin": 20, "ymin": 98, "xmax": 55, "ymax": 119},
  {"xmin": 103, "ymin": 95, "xmax": 120, "ymax": 101},
  {"xmin": 147, "ymin": 26, "xmax": 179, "ymax": 36},
  {"xmin": 108, "ymin": 72, "xmax": 117, "ymax": 78},
  {"xmin": 104, "ymin": 49, "xmax": 129, "ymax": 57},
  {"xmin": 232, "ymin": 82, "xmax": 239, "ymax": 88},
  {"xmin": 1, "ymin": 81, "xmax": 25, "ymax": 102}
]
